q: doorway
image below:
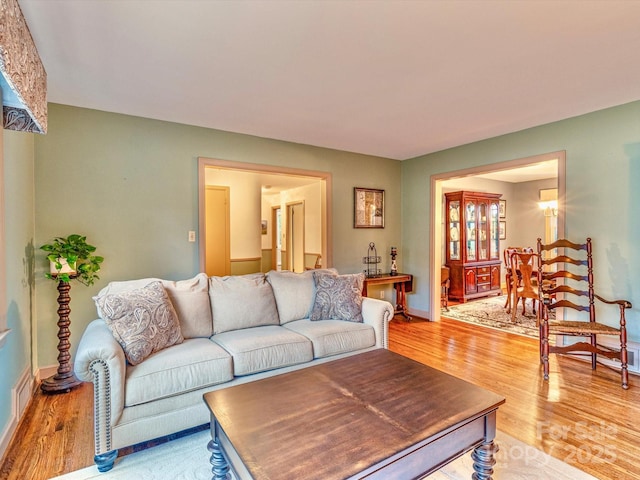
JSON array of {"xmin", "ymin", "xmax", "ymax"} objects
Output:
[
  {"xmin": 271, "ymin": 206, "xmax": 282, "ymax": 271},
  {"xmin": 286, "ymin": 201, "xmax": 305, "ymax": 273},
  {"xmin": 198, "ymin": 157, "xmax": 332, "ymax": 275},
  {"xmin": 429, "ymin": 151, "xmax": 566, "ymax": 321}
]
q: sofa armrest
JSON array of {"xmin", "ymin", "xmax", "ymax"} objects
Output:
[
  {"xmin": 361, "ymin": 297, "xmax": 394, "ymax": 349},
  {"xmin": 74, "ymin": 319, "xmax": 126, "ymax": 455}
]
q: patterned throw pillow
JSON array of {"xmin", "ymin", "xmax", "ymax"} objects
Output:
[
  {"xmin": 95, "ymin": 281, "xmax": 184, "ymax": 365},
  {"xmin": 310, "ymin": 272, "xmax": 365, "ymax": 322}
]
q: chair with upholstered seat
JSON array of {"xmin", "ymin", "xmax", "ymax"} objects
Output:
[{"xmin": 537, "ymin": 237, "xmax": 633, "ymax": 389}]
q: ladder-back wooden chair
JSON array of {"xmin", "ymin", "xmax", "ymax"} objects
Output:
[{"xmin": 537, "ymin": 237, "xmax": 633, "ymax": 389}]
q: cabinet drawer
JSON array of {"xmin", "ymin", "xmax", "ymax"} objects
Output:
[
  {"xmin": 477, "ymin": 266, "xmax": 490, "ymax": 275},
  {"xmin": 478, "ymin": 283, "xmax": 492, "ymax": 292},
  {"xmin": 477, "ymin": 273, "xmax": 490, "ymax": 284}
]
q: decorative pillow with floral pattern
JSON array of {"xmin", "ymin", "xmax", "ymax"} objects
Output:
[
  {"xmin": 310, "ymin": 272, "xmax": 365, "ymax": 322},
  {"xmin": 95, "ymin": 281, "xmax": 184, "ymax": 365}
]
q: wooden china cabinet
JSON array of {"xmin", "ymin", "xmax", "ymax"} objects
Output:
[{"xmin": 445, "ymin": 191, "xmax": 502, "ymax": 302}]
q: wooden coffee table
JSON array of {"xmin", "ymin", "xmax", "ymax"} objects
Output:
[{"xmin": 203, "ymin": 349, "xmax": 505, "ymax": 480}]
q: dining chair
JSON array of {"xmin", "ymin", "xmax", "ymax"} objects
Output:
[
  {"xmin": 504, "ymin": 246, "xmax": 534, "ymax": 314},
  {"xmin": 537, "ymin": 237, "xmax": 633, "ymax": 389},
  {"xmin": 509, "ymin": 250, "xmax": 538, "ymax": 322},
  {"xmin": 503, "ymin": 247, "xmax": 519, "ymax": 312}
]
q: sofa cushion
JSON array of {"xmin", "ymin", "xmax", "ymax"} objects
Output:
[
  {"xmin": 125, "ymin": 338, "xmax": 233, "ymax": 406},
  {"xmin": 284, "ymin": 319, "xmax": 376, "ymax": 358},
  {"xmin": 267, "ymin": 269, "xmax": 339, "ymax": 324},
  {"xmin": 162, "ymin": 273, "xmax": 212, "ymax": 338},
  {"xmin": 209, "ymin": 273, "xmax": 279, "ymax": 334},
  {"xmin": 95, "ymin": 281, "xmax": 184, "ymax": 366},
  {"xmin": 94, "ymin": 274, "xmax": 213, "ymax": 339},
  {"xmin": 266, "ymin": 270, "xmax": 315, "ymax": 324},
  {"xmin": 211, "ymin": 326, "xmax": 313, "ymax": 376},
  {"xmin": 310, "ymin": 272, "xmax": 365, "ymax": 322}
]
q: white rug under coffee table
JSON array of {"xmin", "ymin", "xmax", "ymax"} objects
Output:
[{"xmin": 50, "ymin": 429, "xmax": 597, "ymax": 480}]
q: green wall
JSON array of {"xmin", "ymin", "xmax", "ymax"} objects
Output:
[
  {"xmin": 0, "ymin": 129, "xmax": 35, "ymax": 444},
  {"xmin": 403, "ymin": 100, "xmax": 640, "ymax": 339},
  {"xmin": 33, "ymin": 104, "xmax": 402, "ymax": 368}
]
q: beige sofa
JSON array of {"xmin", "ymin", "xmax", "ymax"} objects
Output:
[{"xmin": 74, "ymin": 269, "xmax": 393, "ymax": 472}]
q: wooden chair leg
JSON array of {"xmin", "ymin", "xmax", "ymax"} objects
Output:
[
  {"xmin": 541, "ymin": 322, "xmax": 550, "ymax": 379},
  {"xmin": 621, "ymin": 328, "xmax": 629, "ymax": 389}
]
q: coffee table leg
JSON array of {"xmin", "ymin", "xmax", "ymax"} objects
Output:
[
  {"xmin": 471, "ymin": 439, "xmax": 498, "ymax": 480},
  {"xmin": 207, "ymin": 420, "xmax": 230, "ymax": 480}
]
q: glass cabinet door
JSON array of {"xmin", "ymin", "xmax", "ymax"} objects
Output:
[
  {"xmin": 489, "ymin": 201, "xmax": 500, "ymax": 260},
  {"xmin": 477, "ymin": 201, "xmax": 488, "ymax": 260},
  {"xmin": 465, "ymin": 200, "xmax": 476, "ymax": 261},
  {"xmin": 448, "ymin": 200, "xmax": 461, "ymax": 260}
]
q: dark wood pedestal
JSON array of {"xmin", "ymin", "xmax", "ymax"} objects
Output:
[{"xmin": 41, "ymin": 280, "xmax": 82, "ymax": 394}]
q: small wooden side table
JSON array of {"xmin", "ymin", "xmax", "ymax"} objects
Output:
[{"xmin": 362, "ymin": 273, "xmax": 413, "ymax": 320}]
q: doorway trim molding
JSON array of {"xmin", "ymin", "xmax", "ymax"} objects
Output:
[
  {"xmin": 428, "ymin": 151, "xmax": 566, "ymax": 322},
  {"xmin": 198, "ymin": 157, "xmax": 333, "ymax": 273}
]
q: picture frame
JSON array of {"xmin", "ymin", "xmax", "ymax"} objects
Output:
[
  {"xmin": 499, "ymin": 199, "xmax": 507, "ymax": 219},
  {"xmin": 499, "ymin": 221, "xmax": 507, "ymax": 240},
  {"xmin": 261, "ymin": 220, "xmax": 267, "ymax": 235},
  {"xmin": 354, "ymin": 187, "xmax": 385, "ymax": 228}
]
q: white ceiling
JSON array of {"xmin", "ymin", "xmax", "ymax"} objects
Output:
[{"xmin": 18, "ymin": 1, "xmax": 640, "ymax": 161}]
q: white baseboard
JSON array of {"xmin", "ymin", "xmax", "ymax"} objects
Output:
[
  {"xmin": 0, "ymin": 368, "xmax": 34, "ymax": 461},
  {"xmin": 37, "ymin": 364, "xmax": 58, "ymax": 382},
  {"xmin": 407, "ymin": 307, "xmax": 430, "ymax": 320}
]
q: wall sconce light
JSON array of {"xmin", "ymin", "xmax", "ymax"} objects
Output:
[{"xmin": 538, "ymin": 200, "xmax": 558, "ymax": 217}]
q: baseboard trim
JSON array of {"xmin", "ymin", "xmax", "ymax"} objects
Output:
[
  {"xmin": 0, "ymin": 367, "xmax": 34, "ymax": 461},
  {"xmin": 37, "ymin": 364, "xmax": 58, "ymax": 382},
  {"xmin": 408, "ymin": 307, "xmax": 429, "ymax": 320}
]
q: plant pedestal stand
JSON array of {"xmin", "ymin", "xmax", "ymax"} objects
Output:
[{"xmin": 41, "ymin": 279, "xmax": 82, "ymax": 394}]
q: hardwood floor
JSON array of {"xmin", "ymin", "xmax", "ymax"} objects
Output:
[{"xmin": 2, "ymin": 315, "xmax": 639, "ymax": 479}]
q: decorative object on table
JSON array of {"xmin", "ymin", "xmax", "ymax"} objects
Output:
[
  {"xmin": 354, "ymin": 187, "xmax": 384, "ymax": 228},
  {"xmin": 362, "ymin": 242, "xmax": 381, "ymax": 278},
  {"xmin": 499, "ymin": 199, "xmax": 506, "ymax": 218},
  {"xmin": 390, "ymin": 246, "xmax": 398, "ymax": 276},
  {"xmin": 40, "ymin": 234, "xmax": 104, "ymax": 394}
]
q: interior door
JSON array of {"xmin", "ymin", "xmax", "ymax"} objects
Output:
[
  {"xmin": 271, "ymin": 206, "xmax": 282, "ymax": 271},
  {"xmin": 286, "ymin": 202, "xmax": 305, "ymax": 273},
  {"xmin": 205, "ymin": 186, "xmax": 230, "ymax": 276}
]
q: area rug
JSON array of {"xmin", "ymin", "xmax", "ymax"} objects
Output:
[
  {"xmin": 443, "ymin": 295, "xmax": 548, "ymax": 339},
  {"xmin": 50, "ymin": 428, "xmax": 597, "ymax": 480}
]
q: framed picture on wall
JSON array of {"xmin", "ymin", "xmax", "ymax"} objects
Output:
[
  {"xmin": 499, "ymin": 221, "xmax": 507, "ymax": 240},
  {"xmin": 354, "ymin": 187, "xmax": 385, "ymax": 228},
  {"xmin": 499, "ymin": 199, "xmax": 507, "ymax": 218}
]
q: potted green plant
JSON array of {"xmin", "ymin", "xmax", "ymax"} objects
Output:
[{"xmin": 41, "ymin": 234, "xmax": 104, "ymax": 285}]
